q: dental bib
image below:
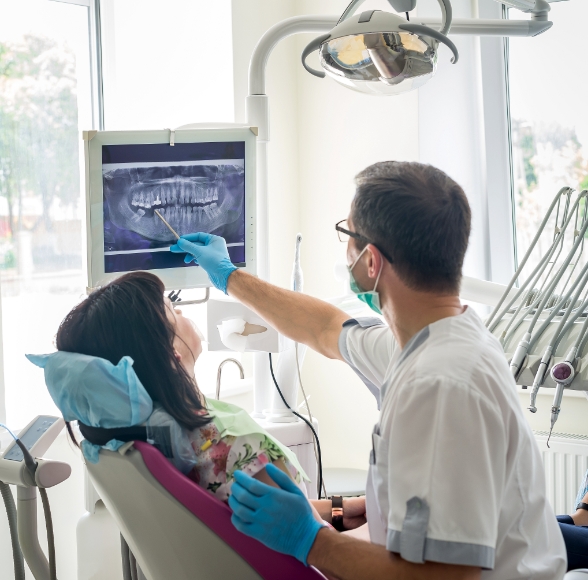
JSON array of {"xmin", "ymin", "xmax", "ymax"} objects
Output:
[{"xmin": 26, "ymin": 351, "xmax": 307, "ymax": 480}]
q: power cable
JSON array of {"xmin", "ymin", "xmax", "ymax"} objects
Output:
[
  {"xmin": 0, "ymin": 482, "xmax": 25, "ymax": 580},
  {"xmin": 269, "ymin": 353, "xmax": 324, "ymax": 499},
  {"xmin": 295, "ymin": 344, "xmax": 328, "ymax": 499},
  {"xmin": 39, "ymin": 488, "xmax": 56, "ymax": 580}
]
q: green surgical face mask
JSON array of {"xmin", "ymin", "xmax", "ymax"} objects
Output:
[{"xmin": 348, "ymin": 246, "xmax": 383, "ymax": 315}]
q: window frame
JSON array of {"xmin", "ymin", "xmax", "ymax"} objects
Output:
[{"xmin": 478, "ymin": 1, "xmax": 517, "ymax": 284}]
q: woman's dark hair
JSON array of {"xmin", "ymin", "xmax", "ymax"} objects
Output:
[{"xmin": 57, "ymin": 271, "xmax": 211, "ymax": 439}]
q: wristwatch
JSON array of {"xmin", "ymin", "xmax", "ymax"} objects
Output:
[
  {"xmin": 331, "ymin": 496, "xmax": 344, "ymax": 531},
  {"xmin": 576, "ymin": 502, "xmax": 588, "ymax": 511}
]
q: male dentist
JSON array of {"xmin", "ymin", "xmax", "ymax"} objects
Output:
[{"xmin": 171, "ymin": 161, "xmax": 566, "ymax": 580}]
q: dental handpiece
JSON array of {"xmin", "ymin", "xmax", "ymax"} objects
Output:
[
  {"xmin": 528, "ymin": 267, "xmax": 588, "ymax": 412},
  {"xmin": 547, "ymin": 347, "xmax": 578, "ymax": 446},
  {"xmin": 292, "ymin": 233, "xmax": 303, "ymax": 293},
  {"xmin": 548, "ymin": 382, "xmax": 566, "ymax": 448}
]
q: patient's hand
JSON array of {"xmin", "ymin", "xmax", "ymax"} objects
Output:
[{"xmin": 343, "ymin": 496, "xmax": 367, "ymax": 530}]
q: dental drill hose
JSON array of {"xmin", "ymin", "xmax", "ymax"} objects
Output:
[
  {"xmin": 0, "ymin": 482, "xmax": 25, "ymax": 580},
  {"xmin": 15, "ymin": 438, "xmax": 57, "ymax": 580},
  {"xmin": 269, "ymin": 353, "xmax": 324, "ymax": 499}
]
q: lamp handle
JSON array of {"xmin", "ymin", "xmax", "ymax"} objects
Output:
[
  {"xmin": 435, "ymin": 0, "xmax": 453, "ymax": 35},
  {"xmin": 301, "ymin": 33, "xmax": 331, "ymax": 79},
  {"xmin": 338, "ymin": 0, "xmax": 368, "ymax": 24},
  {"xmin": 399, "ymin": 23, "xmax": 459, "ymax": 63},
  {"xmin": 339, "ymin": 0, "xmax": 452, "ymax": 34}
]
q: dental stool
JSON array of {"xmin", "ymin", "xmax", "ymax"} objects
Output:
[{"xmin": 86, "ymin": 441, "xmax": 326, "ymax": 580}]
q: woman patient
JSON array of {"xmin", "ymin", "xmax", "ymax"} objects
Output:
[{"xmin": 33, "ymin": 271, "xmax": 366, "ymax": 533}]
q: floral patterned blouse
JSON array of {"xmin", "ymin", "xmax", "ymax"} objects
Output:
[{"xmin": 184, "ymin": 420, "xmax": 302, "ymax": 502}]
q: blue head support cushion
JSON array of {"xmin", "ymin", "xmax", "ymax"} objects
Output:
[{"xmin": 26, "ymin": 352, "xmax": 153, "ymax": 463}]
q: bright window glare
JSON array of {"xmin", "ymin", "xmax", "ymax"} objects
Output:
[
  {"xmin": 0, "ymin": 0, "xmax": 236, "ymax": 429},
  {"xmin": 509, "ymin": 2, "xmax": 588, "ymax": 268},
  {"xmin": 0, "ymin": 0, "xmax": 91, "ymax": 428},
  {"xmin": 101, "ymin": 0, "xmax": 234, "ymax": 130}
]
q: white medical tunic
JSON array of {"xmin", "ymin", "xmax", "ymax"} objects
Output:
[{"xmin": 339, "ymin": 307, "xmax": 567, "ymax": 579}]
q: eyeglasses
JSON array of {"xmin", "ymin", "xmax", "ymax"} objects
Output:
[
  {"xmin": 335, "ymin": 219, "xmax": 369, "ymax": 243},
  {"xmin": 335, "ymin": 219, "xmax": 394, "ymax": 263}
]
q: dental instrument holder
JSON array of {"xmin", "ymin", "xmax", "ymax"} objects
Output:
[
  {"xmin": 0, "ymin": 416, "xmax": 71, "ymax": 580},
  {"xmin": 547, "ymin": 352, "xmax": 577, "ymax": 444},
  {"xmin": 487, "ymin": 187, "xmax": 588, "ymax": 439}
]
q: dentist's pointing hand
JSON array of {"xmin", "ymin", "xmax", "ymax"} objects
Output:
[
  {"xmin": 229, "ymin": 464, "xmax": 326, "ymax": 565},
  {"xmin": 169, "ymin": 232, "xmax": 237, "ymax": 294}
]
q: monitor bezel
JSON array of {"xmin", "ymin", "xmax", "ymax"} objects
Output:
[{"xmin": 84, "ymin": 127, "xmax": 257, "ymax": 291}]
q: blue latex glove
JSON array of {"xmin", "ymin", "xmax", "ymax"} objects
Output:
[
  {"xmin": 228, "ymin": 463, "xmax": 326, "ymax": 565},
  {"xmin": 169, "ymin": 232, "xmax": 237, "ymax": 294}
]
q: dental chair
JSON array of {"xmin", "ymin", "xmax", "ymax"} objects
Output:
[
  {"xmin": 566, "ymin": 572, "xmax": 588, "ymax": 579},
  {"xmin": 86, "ymin": 440, "xmax": 326, "ymax": 580}
]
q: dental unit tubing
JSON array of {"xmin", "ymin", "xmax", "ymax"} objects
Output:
[
  {"xmin": 17, "ymin": 486, "xmax": 51, "ymax": 580},
  {"xmin": 510, "ymin": 210, "xmax": 588, "ymax": 369},
  {"xmin": 486, "ymin": 187, "xmax": 573, "ymax": 329}
]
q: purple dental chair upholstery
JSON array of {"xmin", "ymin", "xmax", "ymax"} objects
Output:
[{"xmin": 86, "ymin": 440, "xmax": 327, "ymax": 580}]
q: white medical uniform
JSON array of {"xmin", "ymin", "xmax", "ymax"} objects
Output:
[{"xmin": 339, "ymin": 307, "xmax": 567, "ymax": 579}]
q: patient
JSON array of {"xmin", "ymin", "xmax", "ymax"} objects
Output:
[{"xmin": 44, "ymin": 271, "xmax": 367, "ymax": 533}]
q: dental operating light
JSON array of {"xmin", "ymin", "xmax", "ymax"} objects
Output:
[
  {"xmin": 301, "ymin": 0, "xmax": 562, "ymax": 96},
  {"xmin": 302, "ymin": 0, "xmax": 457, "ymax": 96}
]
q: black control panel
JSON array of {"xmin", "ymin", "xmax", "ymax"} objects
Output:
[{"xmin": 3, "ymin": 416, "xmax": 59, "ymax": 462}]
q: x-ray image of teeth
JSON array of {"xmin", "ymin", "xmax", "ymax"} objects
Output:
[{"xmin": 102, "ymin": 162, "xmax": 245, "ymax": 247}]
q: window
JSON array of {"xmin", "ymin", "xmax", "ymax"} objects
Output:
[
  {"xmin": 100, "ymin": 0, "xmax": 234, "ymax": 130},
  {"xmin": 0, "ymin": 0, "xmax": 237, "ymax": 428},
  {"xmin": 0, "ymin": 0, "xmax": 93, "ymax": 427},
  {"xmin": 508, "ymin": 2, "xmax": 588, "ymax": 269}
]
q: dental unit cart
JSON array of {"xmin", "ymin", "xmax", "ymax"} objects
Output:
[{"xmin": 0, "ymin": 416, "xmax": 71, "ymax": 580}]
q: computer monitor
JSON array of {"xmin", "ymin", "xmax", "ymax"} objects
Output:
[{"xmin": 84, "ymin": 127, "xmax": 257, "ymax": 290}]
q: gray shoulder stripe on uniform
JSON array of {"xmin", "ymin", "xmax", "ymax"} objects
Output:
[
  {"xmin": 399, "ymin": 497, "xmax": 430, "ymax": 563},
  {"xmin": 339, "ymin": 318, "xmax": 383, "ymax": 408},
  {"xmin": 396, "ymin": 326, "xmax": 430, "ymax": 368},
  {"xmin": 387, "ymin": 530, "xmax": 495, "ymax": 570},
  {"xmin": 338, "ymin": 320, "xmax": 355, "ymax": 365},
  {"xmin": 354, "ymin": 316, "xmax": 385, "ymax": 328}
]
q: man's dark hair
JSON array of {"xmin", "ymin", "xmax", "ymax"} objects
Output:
[{"xmin": 351, "ymin": 161, "xmax": 471, "ymax": 294}]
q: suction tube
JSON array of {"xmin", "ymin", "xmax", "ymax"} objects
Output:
[{"xmin": 0, "ymin": 482, "xmax": 25, "ymax": 580}]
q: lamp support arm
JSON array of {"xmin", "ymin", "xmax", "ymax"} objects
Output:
[{"xmin": 248, "ymin": 16, "xmax": 337, "ymax": 96}]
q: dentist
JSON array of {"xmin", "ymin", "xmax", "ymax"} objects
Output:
[{"xmin": 171, "ymin": 161, "xmax": 566, "ymax": 580}]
